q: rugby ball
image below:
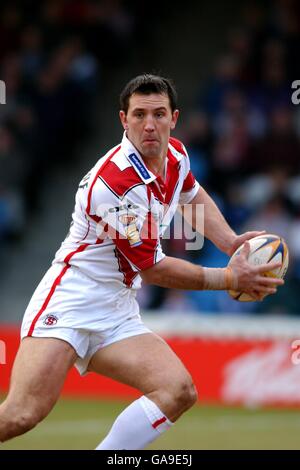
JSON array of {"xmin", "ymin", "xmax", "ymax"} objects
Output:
[{"xmin": 228, "ymin": 234, "xmax": 289, "ymax": 302}]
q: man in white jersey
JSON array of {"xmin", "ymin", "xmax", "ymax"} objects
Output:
[{"xmin": 0, "ymin": 74, "xmax": 283, "ymax": 449}]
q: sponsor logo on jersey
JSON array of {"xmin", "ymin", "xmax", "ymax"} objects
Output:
[
  {"xmin": 108, "ymin": 203, "xmax": 139, "ymax": 214},
  {"xmin": 128, "ymin": 153, "xmax": 152, "ymax": 181}
]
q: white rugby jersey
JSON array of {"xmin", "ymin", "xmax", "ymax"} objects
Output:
[{"xmin": 53, "ymin": 132, "xmax": 200, "ymax": 290}]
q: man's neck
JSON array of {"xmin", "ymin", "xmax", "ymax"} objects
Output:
[
  {"xmin": 125, "ymin": 133, "xmax": 167, "ymax": 179},
  {"xmin": 143, "ymin": 155, "xmax": 166, "ymax": 180}
]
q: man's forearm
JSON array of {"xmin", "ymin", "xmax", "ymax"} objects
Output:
[
  {"xmin": 141, "ymin": 256, "xmax": 234, "ymax": 291},
  {"xmin": 186, "ymin": 187, "xmax": 236, "ymax": 255}
]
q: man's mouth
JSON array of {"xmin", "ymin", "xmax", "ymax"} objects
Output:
[{"xmin": 143, "ymin": 138, "xmax": 158, "ymax": 143}]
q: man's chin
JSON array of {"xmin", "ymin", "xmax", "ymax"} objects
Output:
[{"xmin": 141, "ymin": 144, "xmax": 160, "ymax": 157}]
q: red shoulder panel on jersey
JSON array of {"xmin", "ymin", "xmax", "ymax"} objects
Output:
[
  {"xmin": 86, "ymin": 145, "xmax": 121, "ymax": 217},
  {"xmin": 182, "ymin": 170, "xmax": 196, "ymax": 192},
  {"xmin": 169, "ymin": 137, "xmax": 188, "ymax": 157},
  {"xmin": 100, "ymin": 161, "xmax": 143, "ymax": 198}
]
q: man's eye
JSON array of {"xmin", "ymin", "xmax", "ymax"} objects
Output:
[
  {"xmin": 156, "ymin": 113, "xmax": 164, "ymax": 118},
  {"xmin": 135, "ymin": 113, "xmax": 143, "ymax": 118}
]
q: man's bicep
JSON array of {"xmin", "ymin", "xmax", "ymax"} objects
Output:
[
  {"xmin": 139, "ymin": 256, "xmax": 168, "ymax": 284},
  {"xmin": 179, "ymin": 173, "xmax": 201, "ymax": 205}
]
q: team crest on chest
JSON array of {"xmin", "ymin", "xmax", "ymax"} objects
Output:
[{"xmin": 119, "ymin": 214, "xmax": 142, "ymax": 247}]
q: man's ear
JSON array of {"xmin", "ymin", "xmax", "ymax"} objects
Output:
[
  {"xmin": 119, "ymin": 110, "xmax": 128, "ymax": 129},
  {"xmin": 170, "ymin": 109, "xmax": 179, "ymax": 130}
]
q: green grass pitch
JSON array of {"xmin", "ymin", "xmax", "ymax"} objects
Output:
[{"xmin": 1, "ymin": 397, "xmax": 300, "ymax": 450}]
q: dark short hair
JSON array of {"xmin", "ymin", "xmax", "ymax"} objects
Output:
[{"xmin": 120, "ymin": 74, "xmax": 178, "ymax": 113}]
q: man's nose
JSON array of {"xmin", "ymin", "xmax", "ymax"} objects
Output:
[{"xmin": 144, "ymin": 116, "xmax": 155, "ymax": 132}]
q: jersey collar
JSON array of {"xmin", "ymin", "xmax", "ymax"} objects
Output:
[
  {"xmin": 121, "ymin": 132, "xmax": 157, "ymax": 184},
  {"xmin": 121, "ymin": 132, "xmax": 184, "ymax": 184}
]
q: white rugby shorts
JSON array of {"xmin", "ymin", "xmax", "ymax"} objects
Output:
[{"xmin": 21, "ymin": 263, "xmax": 151, "ymax": 375}]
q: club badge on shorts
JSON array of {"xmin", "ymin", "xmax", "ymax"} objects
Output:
[
  {"xmin": 119, "ymin": 214, "xmax": 142, "ymax": 247},
  {"xmin": 43, "ymin": 314, "xmax": 58, "ymax": 326}
]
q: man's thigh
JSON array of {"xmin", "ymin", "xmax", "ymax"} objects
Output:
[
  {"xmin": 88, "ymin": 333, "xmax": 192, "ymax": 394},
  {"xmin": 6, "ymin": 337, "xmax": 77, "ymax": 411}
]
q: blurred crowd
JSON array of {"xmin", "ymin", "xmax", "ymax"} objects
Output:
[
  {"xmin": 0, "ymin": 1, "xmax": 100, "ymax": 253},
  {"xmin": 140, "ymin": 0, "xmax": 300, "ymax": 315},
  {"xmin": 0, "ymin": 0, "xmax": 154, "ymax": 261}
]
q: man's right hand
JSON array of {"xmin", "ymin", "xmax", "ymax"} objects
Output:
[{"xmin": 228, "ymin": 241, "xmax": 285, "ymax": 301}]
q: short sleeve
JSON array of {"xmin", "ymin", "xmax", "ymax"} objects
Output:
[{"xmin": 179, "ymin": 154, "xmax": 200, "ymax": 205}]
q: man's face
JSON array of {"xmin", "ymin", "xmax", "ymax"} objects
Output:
[{"xmin": 119, "ymin": 93, "xmax": 179, "ymax": 159}]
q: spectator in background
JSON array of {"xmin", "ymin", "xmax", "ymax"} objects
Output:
[
  {"xmin": 211, "ymin": 89, "xmax": 254, "ymax": 192},
  {"xmin": 0, "ymin": 0, "xmax": 102, "ymax": 246},
  {"xmin": 242, "ymin": 194, "xmax": 293, "ymax": 246},
  {"xmin": 247, "ymin": 105, "xmax": 300, "ymax": 175},
  {"xmin": 201, "ymin": 53, "xmax": 241, "ymax": 116},
  {"xmin": 0, "ymin": 4, "xmax": 21, "ymax": 60},
  {"xmin": 178, "ymin": 110, "xmax": 213, "ymax": 185},
  {"xmin": 290, "ymin": 212, "xmax": 300, "ymax": 281},
  {"xmin": 19, "ymin": 26, "xmax": 44, "ymax": 80},
  {"xmin": 0, "ymin": 125, "xmax": 26, "ymax": 240},
  {"xmin": 248, "ymin": 38, "xmax": 290, "ymax": 112}
]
